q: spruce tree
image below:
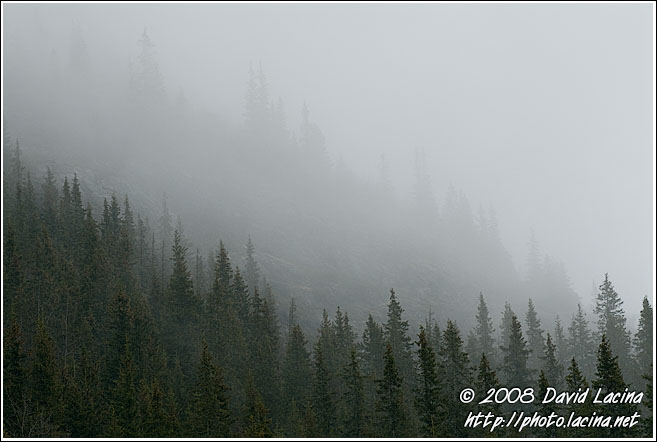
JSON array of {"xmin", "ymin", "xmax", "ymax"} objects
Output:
[
  {"xmin": 188, "ymin": 341, "xmax": 232, "ymax": 437},
  {"xmin": 342, "ymin": 349, "xmax": 364, "ymax": 436},
  {"xmin": 634, "ymin": 296, "xmax": 652, "ymax": 382},
  {"xmin": 594, "ymin": 274, "xmax": 633, "ymax": 382},
  {"xmin": 282, "ymin": 325, "xmax": 312, "ymax": 417},
  {"xmin": 383, "ymin": 289, "xmax": 415, "ymax": 391},
  {"xmin": 439, "ymin": 319, "xmax": 472, "ymax": 436},
  {"xmin": 541, "ymin": 333, "xmax": 564, "ymax": 390},
  {"xmin": 312, "ymin": 342, "xmax": 336, "ymax": 436},
  {"xmin": 475, "ymin": 292, "xmax": 496, "ymax": 365},
  {"xmin": 414, "ymin": 327, "xmax": 442, "ymax": 437},
  {"xmin": 376, "ymin": 343, "xmax": 408, "ymax": 437},
  {"xmin": 475, "ymin": 353, "xmax": 501, "ymax": 417},
  {"xmin": 553, "ymin": 315, "xmax": 568, "ymax": 368},
  {"xmin": 525, "ymin": 298, "xmax": 545, "ymax": 372},
  {"xmin": 568, "ymin": 303, "xmax": 595, "ymax": 379},
  {"xmin": 592, "ymin": 334, "xmax": 636, "ymax": 437},
  {"xmin": 500, "ymin": 314, "xmax": 532, "ymax": 388},
  {"xmin": 3, "ymin": 316, "xmax": 28, "ymax": 437},
  {"xmin": 500, "ymin": 302, "xmax": 515, "ymax": 350}
]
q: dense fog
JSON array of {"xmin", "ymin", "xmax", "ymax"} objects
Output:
[{"xmin": 2, "ymin": 3, "xmax": 653, "ymax": 327}]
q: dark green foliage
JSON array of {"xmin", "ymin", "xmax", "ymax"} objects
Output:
[
  {"xmin": 474, "ymin": 292, "xmax": 496, "ymax": 365},
  {"xmin": 187, "ymin": 341, "xmax": 232, "ymax": 437},
  {"xmin": 634, "ymin": 296, "xmax": 652, "ymax": 382},
  {"xmin": 342, "ymin": 349, "xmax": 365, "ymax": 436},
  {"xmin": 475, "ymin": 353, "xmax": 501, "ymax": 417},
  {"xmin": 568, "ymin": 303, "xmax": 595, "ymax": 380},
  {"xmin": 376, "ymin": 343, "xmax": 408, "ymax": 437},
  {"xmin": 414, "ymin": 327, "xmax": 441, "ymax": 437},
  {"xmin": 594, "ymin": 274, "xmax": 633, "ymax": 383},
  {"xmin": 438, "ymin": 319, "xmax": 472, "ymax": 437},
  {"xmin": 500, "ymin": 314, "xmax": 532, "ymax": 388},
  {"xmin": 525, "ymin": 298, "xmax": 544, "ymax": 372},
  {"xmin": 1, "ymin": 167, "xmax": 652, "ymax": 438},
  {"xmin": 282, "ymin": 324, "xmax": 312, "ymax": 427},
  {"xmin": 541, "ymin": 333, "xmax": 564, "ymax": 390},
  {"xmin": 592, "ymin": 334, "xmax": 637, "ymax": 437}
]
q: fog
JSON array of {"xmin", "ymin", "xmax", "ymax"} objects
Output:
[{"xmin": 3, "ymin": 3, "xmax": 653, "ymax": 327}]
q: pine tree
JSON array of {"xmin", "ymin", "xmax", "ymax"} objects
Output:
[
  {"xmin": 535, "ymin": 371, "xmax": 559, "ymax": 437},
  {"xmin": 475, "ymin": 292, "xmax": 496, "ymax": 365},
  {"xmin": 439, "ymin": 319, "xmax": 472, "ymax": 436},
  {"xmin": 541, "ymin": 333, "xmax": 564, "ymax": 390},
  {"xmin": 594, "ymin": 274, "xmax": 633, "ymax": 383},
  {"xmin": 500, "ymin": 302, "xmax": 515, "ymax": 350},
  {"xmin": 188, "ymin": 341, "xmax": 232, "ymax": 437},
  {"xmin": 243, "ymin": 376, "xmax": 274, "ymax": 437},
  {"xmin": 565, "ymin": 357, "xmax": 593, "ymax": 438},
  {"xmin": 282, "ymin": 325, "xmax": 312, "ymax": 418},
  {"xmin": 634, "ymin": 296, "xmax": 652, "ymax": 382},
  {"xmin": 568, "ymin": 303, "xmax": 595, "ymax": 379},
  {"xmin": 164, "ymin": 230, "xmax": 198, "ymax": 376},
  {"xmin": 475, "ymin": 353, "xmax": 501, "ymax": 417},
  {"xmin": 30, "ymin": 319, "xmax": 59, "ymax": 424},
  {"xmin": 384, "ymin": 289, "xmax": 414, "ymax": 391},
  {"xmin": 361, "ymin": 314, "xmax": 385, "ymax": 380},
  {"xmin": 244, "ymin": 236, "xmax": 260, "ymax": 293},
  {"xmin": 553, "ymin": 315, "xmax": 568, "ymax": 368},
  {"xmin": 525, "ymin": 298, "xmax": 545, "ymax": 372},
  {"xmin": 500, "ymin": 314, "xmax": 532, "ymax": 388},
  {"xmin": 41, "ymin": 168, "xmax": 59, "ymax": 236},
  {"xmin": 110, "ymin": 340, "xmax": 138, "ymax": 436},
  {"xmin": 592, "ymin": 334, "xmax": 636, "ymax": 437},
  {"xmin": 312, "ymin": 343, "xmax": 336, "ymax": 436},
  {"xmin": 342, "ymin": 349, "xmax": 365, "ymax": 436},
  {"xmin": 3, "ymin": 316, "xmax": 28, "ymax": 437},
  {"xmin": 376, "ymin": 343, "xmax": 408, "ymax": 437},
  {"xmin": 414, "ymin": 327, "xmax": 442, "ymax": 437}
]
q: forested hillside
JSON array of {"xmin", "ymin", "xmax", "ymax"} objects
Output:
[
  {"xmin": 3, "ymin": 26, "xmax": 583, "ymax": 329},
  {"xmin": 2, "ymin": 150, "xmax": 652, "ymax": 437}
]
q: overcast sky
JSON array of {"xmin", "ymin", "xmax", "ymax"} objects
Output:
[{"xmin": 3, "ymin": 3, "xmax": 654, "ymax": 315}]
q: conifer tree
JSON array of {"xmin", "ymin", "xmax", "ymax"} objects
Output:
[
  {"xmin": 475, "ymin": 292, "xmax": 496, "ymax": 365},
  {"xmin": 541, "ymin": 333, "xmax": 564, "ymax": 390},
  {"xmin": 500, "ymin": 302, "xmax": 515, "ymax": 350},
  {"xmin": 553, "ymin": 315, "xmax": 568, "ymax": 368},
  {"xmin": 243, "ymin": 376, "xmax": 274, "ymax": 437},
  {"xmin": 475, "ymin": 353, "xmax": 501, "ymax": 418},
  {"xmin": 312, "ymin": 343, "xmax": 336, "ymax": 436},
  {"xmin": 282, "ymin": 325, "xmax": 312, "ymax": 416},
  {"xmin": 342, "ymin": 349, "xmax": 365, "ymax": 436},
  {"xmin": 568, "ymin": 303, "xmax": 595, "ymax": 379},
  {"xmin": 594, "ymin": 274, "xmax": 633, "ymax": 381},
  {"xmin": 30, "ymin": 319, "xmax": 59, "ymax": 424},
  {"xmin": 244, "ymin": 236, "xmax": 260, "ymax": 293},
  {"xmin": 3, "ymin": 316, "xmax": 28, "ymax": 437},
  {"xmin": 439, "ymin": 320, "xmax": 472, "ymax": 436},
  {"xmin": 525, "ymin": 298, "xmax": 545, "ymax": 372},
  {"xmin": 384, "ymin": 289, "xmax": 415, "ymax": 390},
  {"xmin": 535, "ymin": 371, "xmax": 559, "ymax": 437},
  {"xmin": 414, "ymin": 327, "xmax": 442, "ymax": 437},
  {"xmin": 376, "ymin": 343, "xmax": 408, "ymax": 437},
  {"xmin": 500, "ymin": 314, "xmax": 532, "ymax": 388},
  {"xmin": 564, "ymin": 357, "xmax": 594, "ymax": 437},
  {"xmin": 361, "ymin": 314, "xmax": 385, "ymax": 380},
  {"xmin": 592, "ymin": 334, "xmax": 636, "ymax": 437},
  {"xmin": 188, "ymin": 341, "xmax": 232, "ymax": 437},
  {"xmin": 634, "ymin": 296, "xmax": 652, "ymax": 382}
]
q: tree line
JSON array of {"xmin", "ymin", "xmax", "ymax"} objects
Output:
[{"xmin": 2, "ymin": 147, "xmax": 653, "ymax": 438}]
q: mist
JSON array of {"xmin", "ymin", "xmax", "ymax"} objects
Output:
[{"xmin": 3, "ymin": 2, "xmax": 653, "ymax": 326}]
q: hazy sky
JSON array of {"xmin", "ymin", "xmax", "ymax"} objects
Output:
[{"xmin": 3, "ymin": 3, "xmax": 654, "ymax": 315}]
